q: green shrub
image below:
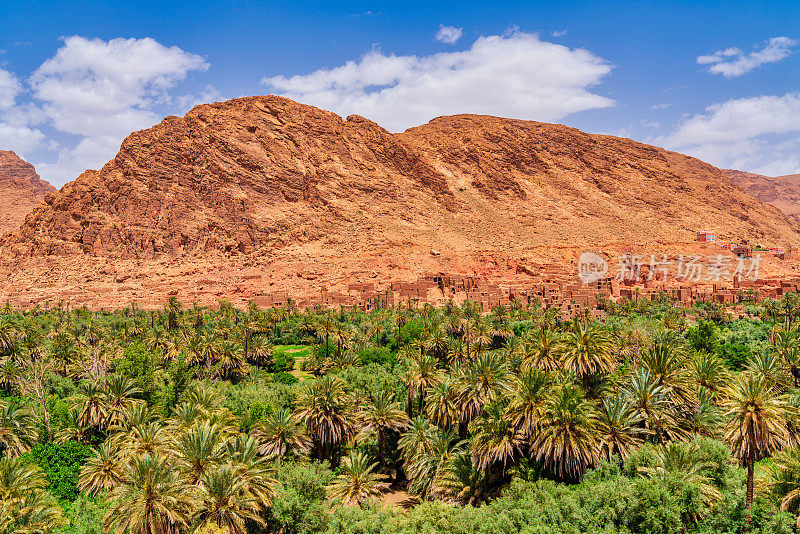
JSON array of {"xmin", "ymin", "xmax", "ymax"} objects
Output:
[
  {"xmin": 21, "ymin": 441, "xmax": 93, "ymax": 502},
  {"xmin": 267, "ymin": 461, "xmax": 334, "ymax": 534}
]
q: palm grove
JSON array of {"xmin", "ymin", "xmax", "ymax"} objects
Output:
[{"xmin": 3, "ymin": 294, "xmax": 800, "ymax": 533}]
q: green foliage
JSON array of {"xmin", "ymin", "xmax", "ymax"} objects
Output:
[
  {"xmin": 266, "ymin": 460, "xmax": 334, "ymax": 534},
  {"xmin": 272, "ymin": 345, "xmax": 300, "ymax": 372},
  {"xmin": 113, "ymin": 341, "xmax": 158, "ymax": 400},
  {"xmin": 21, "ymin": 441, "xmax": 93, "ymax": 502},
  {"xmin": 53, "ymin": 495, "xmax": 108, "ymax": 534},
  {"xmin": 686, "ymin": 320, "xmax": 720, "ymax": 354},
  {"xmin": 273, "ymin": 371, "xmax": 299, "ymax": 385},
  {"xmin": 358, "ymin": 346, "xmax": 396, "ymax": 366}
]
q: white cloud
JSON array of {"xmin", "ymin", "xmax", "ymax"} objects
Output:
[
  {"xmin": 34, "ymin": 135, "xmax": 122, "ymax": 185},
  {"xmin": 0, "ymin": 69, "xmax": 46, "ymax": 156},
  {"xmin": 4, "ymin": 36, "xmax": 210, "ymax": 185},
  {"xmin": 30, "ymin": 36, "xmax": 208, "ymax": 138},
  {"xmin": 650, "ymin": 103, "xmax": 671, "ymax": 110},
  {"xmin": 697, "ymin": 36, "xmax": 797, "ymax": 78},
  {"xmin": 436, "ymin": 25, "xmax": 463, "ymax": 44},
  {"xmin": 262, "ymin": 31, "xmax": 614, "ymax": 132},
  {"xmin": 0, "ymin": 124, "xmax": 46, "ymax": 155},
  {"xmin": 658, "ymin": 92, "xmax": 800, "ymax": 175},
  {"xmin": 552, "ymin": 30, "xmax": 568, "ymax": 37},
  {"xmin": 0, "ymin": 68, "xmax": 21, "ymax": 109}
]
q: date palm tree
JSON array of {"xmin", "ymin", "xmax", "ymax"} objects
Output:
[
  {"xmin": 0, "ymin": 457, "xmax": 64, "ymax": 533},
  {"xmin": 397, "ymin": 416, "xmax": 434, "ymax": 467},
  {"xmin": 294, "ymin": 375, "xmax": 355, "ymax": 462},
  {"xmin": 469, "ymin": 401, "xmax": 524, "ymax": 475},
  {"xmin": 252, "ymin": 408, "xmax": 311, "ymax": 459},
  {"xmin": 0, "ymin": 399, "xmax": 37, "ymax": 456},
  {"xmin": 193, "ymin": 464, "xmax": 263, "ymax": 534},
  {"xmin": 223, "ymin": 435, "xmax": 276, "ymax": 512},
  {"xmin": 455, "ymin": 352, "xmax": 510, "ymax": 436},
  {"xmin": 175, "ymin": 421, "xmax": 225, "ymax": 484},
  {"xmin": 357, "ymin": 390, "xmax": 409, "ymax": 467},
  {"xmin": 505, "ymin": 369, "xmax": 551, "ymax": 441},
  {"xmin": 597, "ymin": 393, "xmax": 644, "ymax": 461},
  {"xmin": 723, "ymin": 373, "xmax": 791, "ymax": 509},
  {"xmin": 326, "ymin": 451, "xmax": 389, "ymax": 506},
  {"xmin": 216, "ymin": 340, "xmax": 245, "ymax": 380},
  {"xmin": 404, "ymin": 427, "xmax": 463, "ymax": 497},
  {"xmin": 104, "ymin": 453, "xmax": 197, "ymax": 534},
  {"xmin": 164, "ymin": 297, "xmax": 182, "ymax": 331},
  {"xmin": 561, "ymin": 321, "xmax": 614, "ymax": 388},
  {"xmin": 104, "ymin": 374, "xmax": 143, "ymax": 427},
  {"xmin": 522, "ymin": 328, "xmax": 562, "ymax": 372},
  {"xmin": 640, "ymin": 331, "xmax": 690, "ymax": 402},
  {"xmin": 70, "ymin": 380, "xmax": 109, "ymax": 431},
  {"xmin": 533, "ymin": 383, "xmax": 600, "ymax": 482},
  {"xmin": 425, "ymin": 376, "xmax": 459, "ymax": 430},
  {"xmin": 79, "ymin": 441, "xmax": 125, "ymax": 495},
  {"xmin": 433, "ymin": 450, "xmax": 484, "ymax": 506},
  {"xmin": 402, "ymin": 350, "xmax": 440, "ymax": 418},
  {"xmin": 769, "ymin": 445, "xmax": 800, "ymax": 526},
  {"xmin": 0, "ymin": 358, "xmax": 20, "ymax": 394},
  {"xmin": 689, "ymin": 351, "xmax": 730, "ymax": 393},
  {"xmin": 247, "ymin": 336, "xmax": 274, "ymax": 368},
  {"xmin": 624, "ymin": 367, "xmax": 684, "ymax": 443},
  {"xmin": 746, "ymin": 352, "xmax": 791, "ymax": 392}
]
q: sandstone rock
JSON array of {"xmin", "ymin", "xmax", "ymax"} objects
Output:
[{"xmin": 0, "ymin": 151, "xmax": 55, "ymax": 235}]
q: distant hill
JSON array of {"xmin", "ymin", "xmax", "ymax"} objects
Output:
[
  {"xmin": 8, "ymin": 95, "xmax": 799, "ymax": 257},
  {"xmin": 725, "ymin": 169, "xmax": 800, "ymax": 225}
]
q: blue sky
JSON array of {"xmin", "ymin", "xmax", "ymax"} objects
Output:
[{"xmin": 1, "ymin": 0, "xmax": 799, "ymax": 186}]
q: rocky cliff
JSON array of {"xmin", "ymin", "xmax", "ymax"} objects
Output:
[{"xmin": 0, "ymin": 151, "xmax": 55, "ymax": 235}]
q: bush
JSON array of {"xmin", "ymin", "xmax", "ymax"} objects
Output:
[
  {"xmin": 358, "ymin": 346, "xmax": 396, "ymax": 366},
  {"xmin": 21, "ymin": 441, "xmax": 92, "ymax": 501},
  {"xmin": 54, "ymin": 495, "xmax": 108, "ymax": 534},
  {"xmin": 273, "ymin": 371, "xmax": 299, "ymax": 385},
  {"xmin": 266, "ymin": 461, "xmax": 334, "ymax": 534}
]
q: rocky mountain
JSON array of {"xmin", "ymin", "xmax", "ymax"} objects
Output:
[
  {"xmin": 0, "ymin": 151, "xmax": 55, "ymax": 235},
  {"xmin": 2, "ymin": 95, "xmax": 800, "ymax": 308},
  {"xmin": 725, "ymin": 169, "xmax": 800, "ymax": 224},
  {"xmin": 8, "ymin": 96, "xmax": 800, "ymax": 257}
]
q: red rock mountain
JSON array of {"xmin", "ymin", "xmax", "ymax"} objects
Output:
[
  {"xmin": 0, "ymin": 151, "xmax": 55, "ymax": 235},
  {"xmin": 725, "ymin": 169, "xmax": 800, "ymax": 224},
  {"xmin": 9, "ymin": 95, "xmax": 800, "ymax": 257},
  {"xmin": 2, "ymin": 95, "xmax": 800, "ymax": 308}
]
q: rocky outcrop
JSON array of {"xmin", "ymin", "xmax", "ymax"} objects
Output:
[
  {"xmin": 0, "ymin": 151, "xmax": 55, "ymax": 235},
  {"xmin": 9, "ymin": 97, "xmax": 455, "ymax": 256}
]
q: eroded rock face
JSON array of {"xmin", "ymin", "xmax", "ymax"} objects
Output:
[
  {"xmin": 9, "ymin": 97, "xmax": 455, "ymax": 256},
  {"xmin": 0, "ymin": 151, "xmax": 55, "ymax": 235}
]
